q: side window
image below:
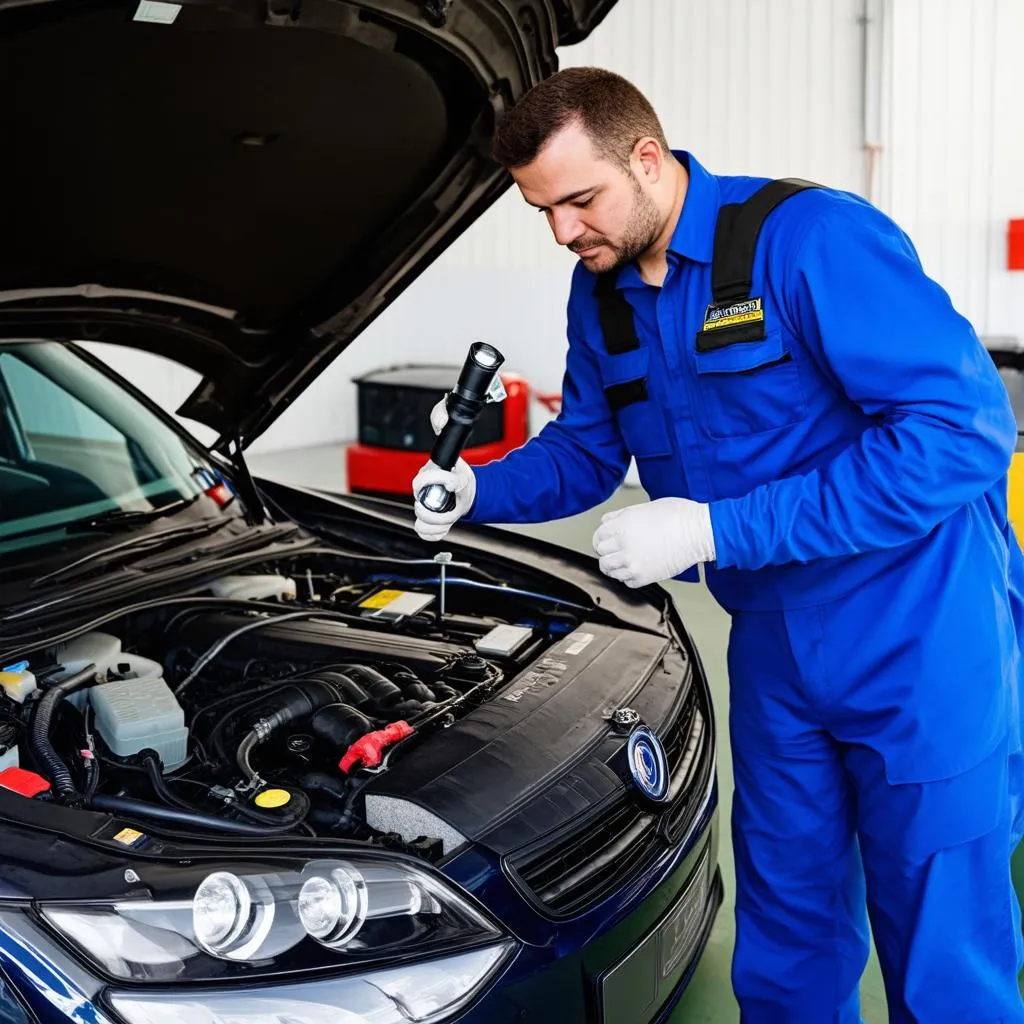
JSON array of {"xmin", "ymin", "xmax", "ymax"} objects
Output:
[
  {"xmin": 0, "ymin": 353, "xmax": 136, "ymax": 497},
  {"xmin": 1, "ymin": 354, "xmax": 123, "ymax": 445}
]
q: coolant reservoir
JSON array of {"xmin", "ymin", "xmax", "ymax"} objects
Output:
[
  {"xmin": 209, "ymin": 574, "xmax": 297, "ymax": 602},
  {"xmin": 0, "ymin": 662, "xmax": 36, "ymax": 704},
  {"xmin": 52, "ymin": 632, "xmax": 122, "ymax": 681},
  {"xmin": 50, "ymin": 632, "xmax": 123, "ymax": 710}
]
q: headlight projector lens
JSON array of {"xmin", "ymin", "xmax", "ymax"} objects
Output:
[
  {"xmin": 298, "ymin": 865, "xmax": 367, "ymax": 948},
  {"xmin": 193, "ymin": 871, "xmax": 276, "ymax": 959},
  {"xmin": 193, "ymin": 872, "xmax": 251, "ymax": 953}
]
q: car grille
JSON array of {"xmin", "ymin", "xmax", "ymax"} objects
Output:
[{"xmin": 508, "ymin": 685, "xmax": 711, "ymax": 917}]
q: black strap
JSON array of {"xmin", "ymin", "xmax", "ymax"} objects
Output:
[
  {"xmin": 593, "ymin": 270, "xmax": 640, "ymax": 354},
  {"xmin": 711, "ymin": 177, "xmax": 820, "ymax": 304},
  {"xmin": 603, "ymin": 377, "xmax": 648, "ymax": 411}
]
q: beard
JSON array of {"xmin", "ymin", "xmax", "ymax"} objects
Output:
[{"xmin": 569, "ymin": 177, "xmax": 662, "ymax": 273}]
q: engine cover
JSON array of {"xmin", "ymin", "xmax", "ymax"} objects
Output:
[{"xmin": 362, "ymin": 622, "xmax": 673, "ymax": 856}]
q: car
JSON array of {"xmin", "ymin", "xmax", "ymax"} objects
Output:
[{"xmin": 0, "ymin": 2, "xmax": 722, "ymax": 1023}]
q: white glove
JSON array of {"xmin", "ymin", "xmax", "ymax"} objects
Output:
[
  {"xmin": 592, "ymin": 497, "xmax": 716, "ymax": 588},
  {"xmin": 430, "ymin": 395, "xmax": 449, "ymax": 436},
  {"xmin": 412, "ymin": 458, "xmax": 476, "ymax": 542},
  {"xmin": 411, "ymin": 394, "xmax": 472, "ymax": 542}
]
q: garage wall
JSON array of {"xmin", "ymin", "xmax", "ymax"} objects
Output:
[{"xmin": 878, "ymin": 0, "xmax": 1024, "ymax": 344}]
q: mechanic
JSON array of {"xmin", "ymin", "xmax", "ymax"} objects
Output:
[{"xmin": 411, "ymin": 67, "xmax": 1024, "ymax": 1022}]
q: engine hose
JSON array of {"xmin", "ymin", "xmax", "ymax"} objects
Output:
[
  {"xmin": 234, "ymin": 678, "xmax": 355, "ymax": 783},
  {"xmin": 143, "ymin": 755, "xmax": 199, "ymax": 813},
  {"xmin": 336, "ymin": 666, "xmax": 402, "ymax": 714},
  {"xmin": 141, "ymin": 751, "xmax": 309, "ymax": 829},
  {"xmin": 236, "ymin": 731, "xmax": 262, "ymax": 784},
  {"xmin": 30, "ymin": 664, "xmax": 98, "ymax": 806},
  {"xmin": 307, "ymin": 804, "xmax": 370, "ymax": 838},
  {"xmin": 88, "ymin": 793, "xmax": 301, "ymax": 836}
]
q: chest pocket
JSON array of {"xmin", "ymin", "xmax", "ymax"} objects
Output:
[
  {"xmin": 693, "ymin": 329, "xmax": 807, "ymax": 439},
  {"xmin": 597, "ymin": 347, "xmax": 674, "ymax": 459},
  {"xmin": 687, "ymin": 175, "xmax": 821, "ymax": 441}
]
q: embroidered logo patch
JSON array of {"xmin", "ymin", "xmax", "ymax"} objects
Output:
[{"xmin": 702, "ymin": 296, "xmax": 765, "ymax": 332}]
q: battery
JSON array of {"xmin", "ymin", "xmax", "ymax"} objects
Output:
[
  {"xmin": 358, "ymin": 588, "xmax": 435, "ymax": 621},
  {"xmin": 474, "ymin": 624, "xmax": 534, "ymax": 657}
]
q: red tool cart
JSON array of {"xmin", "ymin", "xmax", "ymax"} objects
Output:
[{"xmin": 346, "ymin": 364, "xmax": 532, "ymax": 500}]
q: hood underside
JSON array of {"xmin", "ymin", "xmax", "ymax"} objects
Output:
[{"xmin": 0, "ymin": 0, "xmax": 616, "ymax": 446}]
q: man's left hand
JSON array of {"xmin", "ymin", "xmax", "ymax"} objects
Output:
[{"xmin": 592, "ymin": 497, "xmax": 716, "ymax": 588}]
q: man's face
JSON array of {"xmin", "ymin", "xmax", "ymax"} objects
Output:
[{"xmin": 510, "ymin": 120, "xmax": 662, "ymax": 273}]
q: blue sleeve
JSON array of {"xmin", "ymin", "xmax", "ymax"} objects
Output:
[
  {"xmin": 466, "ymin": 284, "xmax": 631, "ymax": 524},
  {"xmin": 709, "ymin": 203, "xmax": 1016, "ymax": 570}
]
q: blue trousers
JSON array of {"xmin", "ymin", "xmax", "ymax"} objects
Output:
[{"xmin": 728, "ymin": 570, "xmax": 1024, "ymax": 1022}]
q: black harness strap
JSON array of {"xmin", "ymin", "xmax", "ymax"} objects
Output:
[
  {"xmin": 710, "ymin": 177, "xmax": 820, "ymax": 305},
  {"xmin": 593, "ymin": 269, "xmax": 641, "ymax": 355},
  {"xmin": 697, "ymin": 177, "xmax": 821, "ymax": 351},
  {"xmin": 592, "ymin": 268, "xmax": 647, "ymax": 410}
]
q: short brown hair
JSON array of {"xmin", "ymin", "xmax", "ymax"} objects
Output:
[{"xmin": 492, "ymin": 67, "xmax": 670, "ymax": 170}]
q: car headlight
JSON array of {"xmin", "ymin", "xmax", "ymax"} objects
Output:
[
  {"xmin": 38, "ymin": 856, "xmax": 505, "ymax": 986},
  {"xmin": 107, "ymin": 946, "xmax": 513, "ymax": 1024}
]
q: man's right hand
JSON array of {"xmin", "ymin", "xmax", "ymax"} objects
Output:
[
  {"xmin": 413, "ymin": 393, "xmax": 474, "ymax": 541},
  {"xmin": 412, "ymin": 458, "xmax": 476, "ymax": 541}
]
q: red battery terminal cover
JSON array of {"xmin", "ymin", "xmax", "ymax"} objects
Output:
[{"xmin": 0, "ymin": 767, "xmax": 51, "ymax": 798}]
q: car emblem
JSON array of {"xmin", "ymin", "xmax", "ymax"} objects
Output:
[{"xmin": 627, "ymin": 726, "xmax": 670, "ymax": 804}]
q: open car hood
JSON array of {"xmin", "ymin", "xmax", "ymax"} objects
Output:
[{"xmin": 0, "ymin": 0, "xmax": 616, "ymax": 448}]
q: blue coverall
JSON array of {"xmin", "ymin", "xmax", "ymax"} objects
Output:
[{"xmin": 465, "ymin": 152, "xmax": 1024, "ymax": 1022}]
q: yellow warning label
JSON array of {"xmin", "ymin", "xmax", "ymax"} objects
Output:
[
  {"xmin": 702, "ymin": 309, "xmax": 765, "ymax": 331},
  {"xmin": 113, "ymin": 827, "xmax": 144, "ymax": 846},
  {"xmin": 359, "ymin": 588, "xmax": 405, "ymax": 610}
]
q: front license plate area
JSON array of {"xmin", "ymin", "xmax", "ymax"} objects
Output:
[{"xmin": 599, "ymin": 847, "xmax": 712, "ymax": 1024}]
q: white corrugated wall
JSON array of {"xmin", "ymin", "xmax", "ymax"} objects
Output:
[
  {"xmin": 85, "ymin": 0, "xmax": 1024, "ymax": 453},
  {"xmin": 878, "ymin": 0, "xmax": 1024, "ymax": 344}
]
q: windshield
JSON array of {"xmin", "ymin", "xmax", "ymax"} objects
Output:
[{"xmin": 0, "ymin": 341, "xmax": 231, "ymax": 555}]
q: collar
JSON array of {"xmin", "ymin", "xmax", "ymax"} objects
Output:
[{"xmin": 615, "ymin": 151, "xmax": 719, "ymax": 290}]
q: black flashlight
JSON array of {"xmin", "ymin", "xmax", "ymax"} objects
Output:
[{"xmin": 417, "ymin": 342, "xmax": 505, "ymax": 514}]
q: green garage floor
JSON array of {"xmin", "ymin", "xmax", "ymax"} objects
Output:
[{"xmin": 246, "ymin": 446, "xmax": 897, "ymax": 1020}]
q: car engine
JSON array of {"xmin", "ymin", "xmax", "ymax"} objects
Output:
[{"xmin": 0, "ymin": 553, "xmax": 589, "ymax": 863}]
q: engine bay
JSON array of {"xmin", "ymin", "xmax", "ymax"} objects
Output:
[{"xmin": 0, "ymin": 552, "xmax": 593, "ymax": 862}]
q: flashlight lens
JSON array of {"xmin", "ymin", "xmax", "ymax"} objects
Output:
[{"xmin": 472, "ymin": 344, "xmax": 500, "ymax": 368}]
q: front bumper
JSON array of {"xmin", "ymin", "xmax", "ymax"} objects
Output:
[{"xmin": 443, "ymin": 793, "xmax": 722, "ymax": 1024}]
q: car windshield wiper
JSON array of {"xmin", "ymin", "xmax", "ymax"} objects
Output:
[
  {"xmin": 65, "ymin": 495, "xmax": 200, "ymax": 532},
  {"xmin": 29, "ymin": 517, "xmax": 234, "ymax": 589}
]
